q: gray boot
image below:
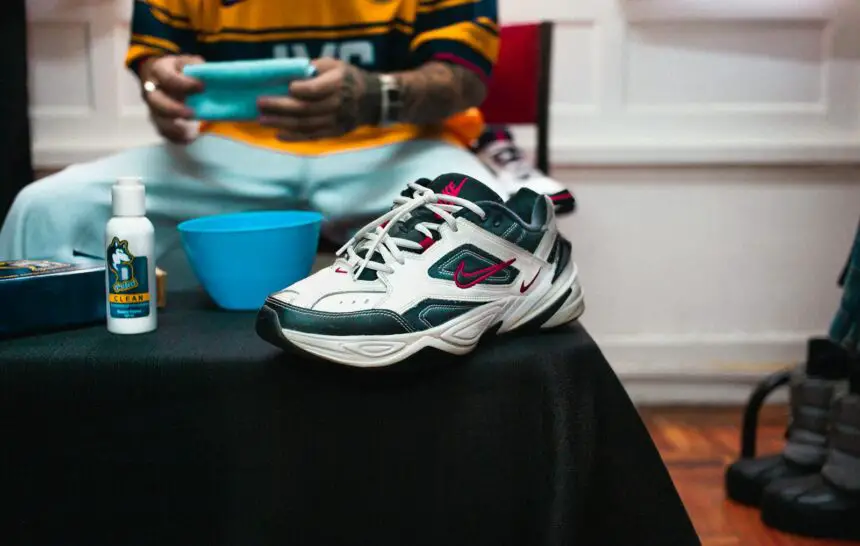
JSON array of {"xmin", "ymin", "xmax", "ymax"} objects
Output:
[
  {"xmin": 783, "ymin": 370, "xmax": 848, "ymax": 467},
  {"xmin": 761, "ymin": 391, "xmax": 860, "ymax": 540},
  {"xmin": 725, "ymin": 338, "xmax": 850, "ymax": 506}
]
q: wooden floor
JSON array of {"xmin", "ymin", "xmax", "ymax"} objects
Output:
[{"xmin": 640, "ymin": 406, "xmax": 856, "ymax": 546}]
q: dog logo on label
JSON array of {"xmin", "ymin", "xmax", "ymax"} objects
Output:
[{"xmin": 108, "ymin": 237, "xmax": 139, "ymax": 293}]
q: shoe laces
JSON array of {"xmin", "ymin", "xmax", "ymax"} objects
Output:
[{"xmin": 336, "ymin": 181, "xmax": 487, "ymax": 280}]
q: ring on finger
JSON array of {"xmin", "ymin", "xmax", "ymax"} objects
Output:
[{"xmin": 143, "ymin": 80, "xmax": 158, "ymax": 94}]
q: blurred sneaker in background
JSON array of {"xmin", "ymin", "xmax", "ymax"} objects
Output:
[{"xmin": 473, "ymin": 125, "xmax": 576, "ymax": 215}]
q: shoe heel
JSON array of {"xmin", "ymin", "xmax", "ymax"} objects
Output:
[{"xmin": 541, "ymin": 280, "xmax": 584, "ymax": 329}]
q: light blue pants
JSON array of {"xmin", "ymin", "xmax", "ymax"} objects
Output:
[{"xmin": 0, "ymin": 135, "xmax": 498, "ymax": 285}]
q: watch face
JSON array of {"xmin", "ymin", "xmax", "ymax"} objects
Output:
[{"xmin": 379, "ymin": 75, "xmax": 402, "ymax": 125}]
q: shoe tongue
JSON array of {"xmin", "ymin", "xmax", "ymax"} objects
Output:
[
  {"xmin": 426, "ymin": 173, "xmax": 504, "ymax": 204},
  {"xmin": 350, "ymin": 174, "xmax": 501, "ymax": 281},
  {"xmin": 389, "ymin": 173, "xmax": 501, "ymax": 242}
]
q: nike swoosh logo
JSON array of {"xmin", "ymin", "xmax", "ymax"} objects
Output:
[
  {"xmin": 436, "ymin": 177, "xmax": 468, "ymax": 214},
  {"xmin": 335, "ymin": 267, "xmax": 348, "ymax": 274},
  {"xmin": 520, "ymin": 270, "xmax": 539, "ymax": 293},
  {"xmin": 442, "ymin": 177, "xmax": 467, "ymax": 197},
  {"xmin": 454, "ymin": 258, "xmax": 516, "ymax": 289}
]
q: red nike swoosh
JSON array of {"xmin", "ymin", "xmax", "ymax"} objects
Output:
[
  {"xmin": 442, "ymin": 177, "xmax": 467, "ymax": 197},
  {"xmin": 335, "ymin": 267, "xmax": 348, "ymax": 274},
  {"xmin": 454, "ymin": 258, "xmax": 516, "ymax": 289},
  {"xmin": 436, "ymin": 177, "xmax": 469, "ymax": 213},
  {"xmin": 520, "ymin": 270, "xmax": 540, "ymax": 293}
]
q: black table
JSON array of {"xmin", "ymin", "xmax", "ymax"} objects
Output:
[{"xmin": 0, "ymin": 292, "xmax": 699, "ymax": 546}]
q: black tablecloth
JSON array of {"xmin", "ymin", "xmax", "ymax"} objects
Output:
[{"xmin": 0, "ymin": 293, "xmax": 699, "ymax": 546}]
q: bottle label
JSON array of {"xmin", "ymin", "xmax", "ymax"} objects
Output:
[{"xmin": 107, "ymin": 237, "xmax": 150, "ymax": 319}]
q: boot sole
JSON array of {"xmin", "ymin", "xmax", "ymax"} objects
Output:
[
  {"xmin": 761, "ymin": 492, "xmax": 860, "ymax": 540},
  {"xmin": 724, "ymin": 467, "xmax": 764, "ymax": 506}
]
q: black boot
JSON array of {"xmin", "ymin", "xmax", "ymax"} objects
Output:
[
  {"xmin": 725, "ymin": 338, "xmax": 850, "ymax": 506},
  {"xmin": 761, "ymin": 388, "xmax": 860, "ymax": 540}
]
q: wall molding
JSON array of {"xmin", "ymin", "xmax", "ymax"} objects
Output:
[
  {"xmin": 622, "ymin": 375, "xmax": 789, "ymax": 406},
  {"xmin": 547, "ymin": 137, "xmax": 860, "ymax": 166},
  {"xmin": 508, "ymin": 129, "xmax": 860, "ymax": 167},
  {"xmin": 601, "ymin": 330, "xmax": 810, "ymax": 404},
  {"xmin": 619, "ymin": 0, "xmax": 842, "ymax": 22}
]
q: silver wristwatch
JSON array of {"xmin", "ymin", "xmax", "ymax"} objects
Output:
[{"xmin": 378, "ymin": 74, "xmax": 403, "ymax": 126}]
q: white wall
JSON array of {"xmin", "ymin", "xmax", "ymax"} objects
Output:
[
  {"xmin": 505, "ymin": 0, "xmax": 860, "ymax": 165},
  {"xmin": 25, "ymin": 0, "xmax": 860, "ymax": 401},
  {"xmin": 563, "ymin": 166, "xmax": 858, "ymax": 402},
  {"xmin": 28, "ymin": 0, "xmax": 155, "ymax": 164},
  {"xmin": 29, "ymin": 0, "xmax": 860, "ymax": 166}
]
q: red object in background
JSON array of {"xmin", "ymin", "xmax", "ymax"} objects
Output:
[
  {"xmin": 479, "ymin": 21, "xmax": 554, "ymax": 174},
  {"xmin": 480, "ymin": 23, "xmax": 543, "ymax": 125}
]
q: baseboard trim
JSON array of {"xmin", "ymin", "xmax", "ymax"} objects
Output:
[
  {"xmin": 620, "ymin": 374, "xmax": 791, "ymax": 406},
  {"xmin": 595, "ymin": 330, "xmax": 814, "ymax": 405}
]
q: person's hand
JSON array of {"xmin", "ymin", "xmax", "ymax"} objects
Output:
[
  {"xmin": 139, "ymin": 55, "xmax": 205, "ymax": 144},
  {"xmin": 257, "ymin": 58, "xmax": 378, "ymax": 141}
]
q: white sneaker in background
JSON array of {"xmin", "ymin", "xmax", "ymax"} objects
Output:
[{"xmin": 474, "ymin": 126, "xmax": 576, "ymax": 215}]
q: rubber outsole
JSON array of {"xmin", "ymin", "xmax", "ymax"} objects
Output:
[
  {"xmin": 256, "ymin": 289, "xmax": 583, "ymax": 369},
  {"xmin": 724, "ymin": 456, "xmax": 822, "ymax": 508},
  {"xmin": 761, "ymin": 489, "xmax": 860, "ymax": 541},
  {"xmin": 257, "ymin": 305, "xmax": 510, "ymax": 374},
  {"xmin": 255, "ymin": 305, "xmax": 460, "ymax": 369}
]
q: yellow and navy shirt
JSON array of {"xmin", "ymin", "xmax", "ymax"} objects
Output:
[{"xmin": 126, "ymin": 0, "xmax": 499, "ymax": 155}]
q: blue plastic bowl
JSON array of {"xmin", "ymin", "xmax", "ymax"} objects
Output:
[{"xmin": 178, "ymin": 210, "xmax": 322, "ymax": 311}]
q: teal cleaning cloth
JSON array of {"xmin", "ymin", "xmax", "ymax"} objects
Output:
[{"xmin": 183, "ymin": 59, "xmax": 316, "ymax": 121}]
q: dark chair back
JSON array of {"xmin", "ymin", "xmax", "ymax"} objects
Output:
[{"xmin": 0, "ymin": 0, "xmax": 34, "ymax": 230}]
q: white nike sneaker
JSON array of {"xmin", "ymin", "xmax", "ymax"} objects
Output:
[
  {"xmin": 474, "ymin": 126, "xmax": 576, "ymax": 215},
  {"xmin": 256, "ymin": 173, "xmax": 585, "ymax": 367}
]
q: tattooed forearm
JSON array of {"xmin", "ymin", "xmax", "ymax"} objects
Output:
[
  {"xmin": 393, "ymin": 62, "xmax": 487, "ymax": 125},
  {"xmin": 334, "ymin": 61, "xmax": 484, "ymax": 129},
  {"xmin": 338, "ymin": 64, "xmax": 383, "ymax": 131}
]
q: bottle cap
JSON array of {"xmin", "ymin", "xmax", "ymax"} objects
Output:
[{"xmin": 111, "ymin": 176, "xmax": 146, "ymax": 217}]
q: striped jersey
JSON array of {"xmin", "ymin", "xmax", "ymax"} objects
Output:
[{"xmin": 126, "ymin": 0, "xmax": 500, "ymax": 155}]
